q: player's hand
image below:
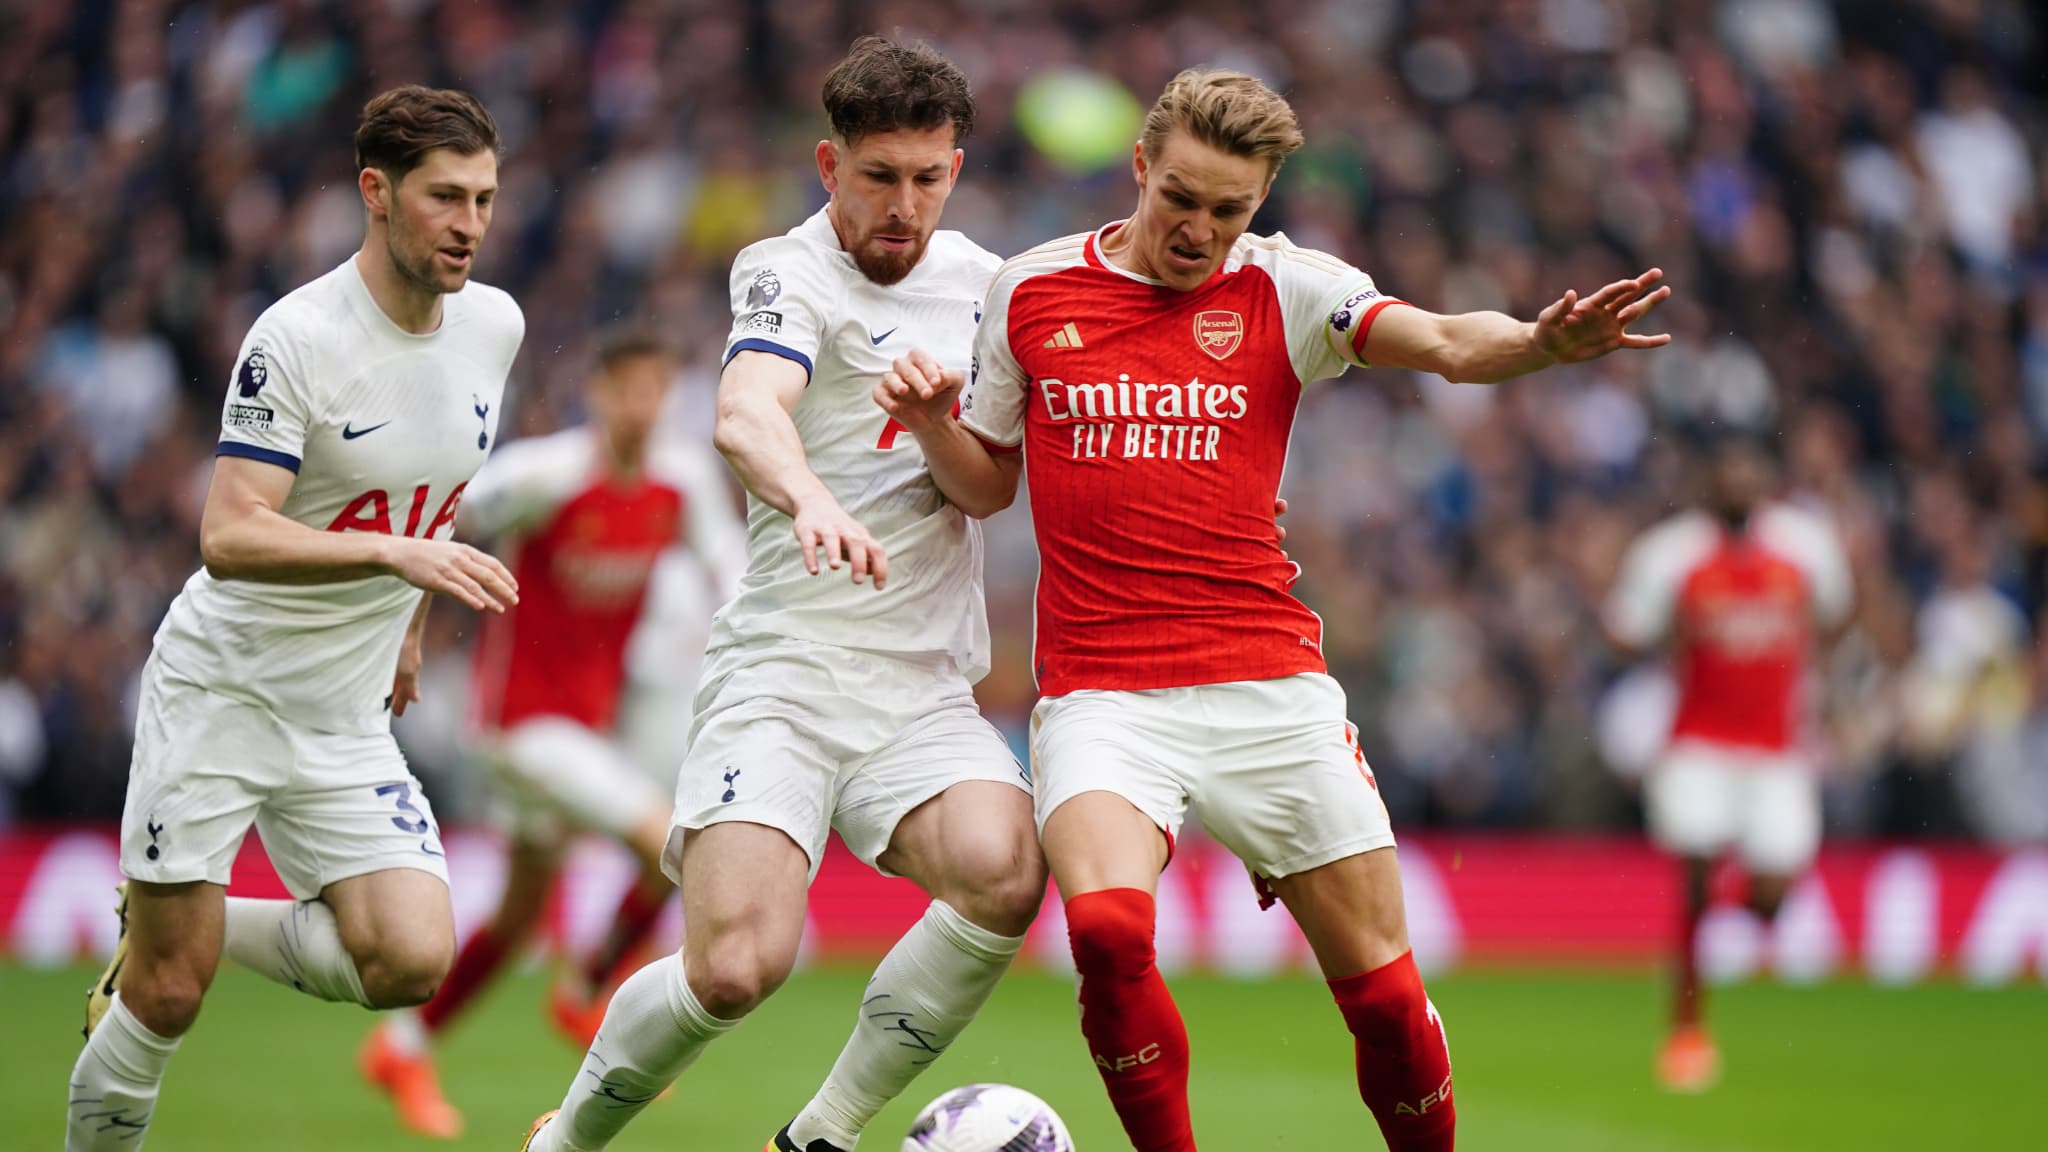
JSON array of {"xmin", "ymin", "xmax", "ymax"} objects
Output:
[
  {"xmin": 1534, "ymin": 268, "xmax": 1672, "ymax": 364},
  {"xmin": 390, "ymin": 643, "xmax": 423, "ymax": 717},
  {"xmin": 874, "ymin": 349, "xmax": 964, "ymax": 433},
  {"xmin": 385, "ymin": 537, "xmax": 519, "ymax": 613},
  {"xmin": 792, "ymin": 492, "xmax": 889, "ymax": 590},
  {"xmin": 1274, "ymin": 497, "xmax": 1289, "ymax": 543}
]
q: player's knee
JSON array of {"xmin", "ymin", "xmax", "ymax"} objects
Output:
[
  {"xmin": 1065, "ymin": 888, "xmax": 1157, "ymax": 978},
  {"xmin": 354, "ymin": 935, "xmax": 454, "ymax": 1009},
  {"xmin": 688, "ymin": 937, "xmax": 793, "ymax": 1018},
  {"xmin": 942, "ymin": 837, "xmax": 1048, "ymax": 937},
  {"xmin": 123, "ymin": 965, "xmax": 208, "ymax": 1037}
]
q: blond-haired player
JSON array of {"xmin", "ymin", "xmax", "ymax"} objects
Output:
[{"xmin": 883, "ymin": 68, "xmax": 1671, "ymax": 1152}]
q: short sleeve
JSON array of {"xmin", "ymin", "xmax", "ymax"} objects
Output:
[
  {"xmin": 460, "ymin": 432, "xmax": 589, "ymax": 539},
  {"xmin": 1605, "ymin": 522, "xmax": 1698, "ymax": 650},
  {"xmin": 722, "ymin": 240, "xmax": 832, "ymax": 379},
  {"xmin": 1763, "ymin": 505, "xmax": 1854, "ymax": 628},
  {"xmin": 1254, "ymin": 234, "xmax": 1407, "ymax": 384},
  {"xmin": 958, "ymin": 264, "xmax": 1030, "ymax": 450},
  {"xmin": 657, "ymin": 439, "xmax": 747, "ymax": 599},
  {"xmin": 215, "ymin": 317, "xmax": 316, "ymax": 474}
]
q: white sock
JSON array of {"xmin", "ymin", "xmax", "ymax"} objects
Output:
[
  {"xmin": 67, "ymin": 993, "xmax": 180, "ymax": 1151},
  {"xmin": 532, "ymin": 952, "xmax": 737, "ymax": 1152},
  {"xmin": 381, "ymin": 1007, "xmax": 430, "ymax": 1057},
  {"xmin": 221, "ymin": 897, "xmax": 369, "ymax": 1007},
  {"xmin": 789, "ymin": 901, "xmax": 1026, "ymax": 1149}
]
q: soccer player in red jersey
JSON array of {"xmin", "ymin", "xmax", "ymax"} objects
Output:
[
  {"xmin": 1605, "ymin": 433, "xmax": 1851, "ymax": 1091},
  {"xmin": 879, "ymin": 69, "xmax": 1671, "ymax": 1152},
  {"xmin": 361, "ymin": 332, "xmax": 743, "ymax": 1138}
]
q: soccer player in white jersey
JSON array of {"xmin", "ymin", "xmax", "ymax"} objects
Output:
[
  {"xmin": 880, "ymin": 70, "xmax": 1670, "ymax": 1152},
  {"xmin": 521, "ymin": 38, "xmax": 1045, "ymax": 1152},
  {"xmin": 65, "ymin": 86, "xmax": 524, "ymax": 1151}
]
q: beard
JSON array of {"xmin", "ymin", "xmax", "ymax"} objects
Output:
[
  {"xmin": 387, "ymin": 208, "xmax": 468, "ymax": 295},
  {"xmin": 850, "ymin": 231, "xmax": 927, "ymax": 286}
]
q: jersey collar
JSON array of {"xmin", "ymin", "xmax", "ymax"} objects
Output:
[{"xmin": 1085, "ymin": 220, "xmax": 1239, "ymax": 289}]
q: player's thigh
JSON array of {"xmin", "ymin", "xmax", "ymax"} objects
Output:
[
  {"xmin": 846, "ymin": 701, "xmax": 1033, "ymax": 874},
  {"xmin": 121, "ymin": 879, "xmax": 228, "ymax": 1035},
  {"xmin": 1738, "ymin": 758, "xmax": 1822, "ymax": 876},
  {"xmin": 322, "ymin": 865, "xmax": 456, "ymax": 984},
  {"xmin": 1264, "ymin": 846, "xmax": 1410, "ymax": 978},
  {"xmin": 676, "ymin": 820, "xmax": 811, "ymax": 1009},
  {"xmin": 497, "ymin": 716, "xmax": 666, "ymax": 840},
  {"xmin": 257, "ymin": 728, "xmax": 449, "ymax": 902},
  {"xmin": 1646, "ymin": 743, "xmax": 1743, "ymax": 859},
  {"xmin": 860, "ymin": 708, "xmax": 1044, "ymax": 932},
  {"xmin": 121, "ymin": 660, "xmax": 286, "ymax": 891},
  {"xmin": 1030, "ymin": 691, "xmax": 1188, "ymax": 896},
  {"xmin": 1188, "ymin": 675, "xmax": 1396, "ymax": 885}
]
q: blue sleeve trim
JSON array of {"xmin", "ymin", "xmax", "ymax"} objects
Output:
[
  {"xmin": 215, "ymin": 441, "xmax": 302, "ymax": 473},
  {"xmin": 724, "ymin": 339, "xmax": 814, "ymax": 378}
]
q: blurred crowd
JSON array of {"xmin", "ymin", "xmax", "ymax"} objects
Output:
[{"xmin": 2, "ymin": 0, "xmax": 2045, "ymax": 843}]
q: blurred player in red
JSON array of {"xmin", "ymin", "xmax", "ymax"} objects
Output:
[
  {"xmin": 881, "ymin": 68, "xmax": 1670, "ymax": 1152},
  {"xmin": 1605, "ymin": 433, "xmax": 1850, "ymax": 1092},
  {"xmin": 361, "ymin": 331, "xmax": 743, "ymax": 1137}
]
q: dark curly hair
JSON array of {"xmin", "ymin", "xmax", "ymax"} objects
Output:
[{"xmin": 821, "ymin": 36, "xmax": 976, "ymax": 146}]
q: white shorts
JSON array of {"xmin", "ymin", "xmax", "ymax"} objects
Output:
[
  {"xmin": 669, "ymin": 637, "xmax": 1029, "ymax": 882},
  {"xmin": 1646, "ymin": 740, "xmax": 1820, "ymax": 874},
  {"xmin": 484, "ymin": 716, "xmax": 668, "ymax": 845},
  {"xmin": 121, "ymin": 654, "xmax": 448, "ymax": 900},
  {"xmin": 1031, "ymin": 673, "xmax": 1395, "ymax": 881}
]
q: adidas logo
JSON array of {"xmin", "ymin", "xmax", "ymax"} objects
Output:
[{"xmin": 1042, "ymin": 322, "xmax": 1083, "ymax": 350}]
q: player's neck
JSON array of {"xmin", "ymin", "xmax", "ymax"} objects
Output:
[
  {"xmin": 1096, "ymin": 219, "xmax": 1158, "ymax": 281},
  {"xmin": 353, "ymin": 245, "xmax": 445, "ymax": 335},
  {"xmin": 601, "ymin": 428, "xmax": 647, "ymax": 479}
]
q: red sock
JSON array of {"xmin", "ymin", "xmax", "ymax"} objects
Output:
[
  {"xmin": 1067, "ymin": 888, "xmax": 1194, "ymax": 1152},
  {"xmin": 418, "ymin": 925, "xmax": 513, "ymax": 1035},
  {"xmin": 1329, "ymin": 951, "xmax": 1455, "ymax": 1152},
  {"xmin": 583, "ymin": 880, "xmax": 668, "ymax": 989}
]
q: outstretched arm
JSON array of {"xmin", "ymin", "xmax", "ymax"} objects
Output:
[
  {"xmin": 875, "ymin": 349, "xmax": 1023, "ymax": 519},
  {"xmin": 1364, "ymin": 269, "xmax": 1671, "ymax": 385},
  {"xmin": 715, "ymin": 349, "xmax": 888, "ymax": 588}
]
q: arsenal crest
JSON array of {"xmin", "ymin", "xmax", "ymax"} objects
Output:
[{"xmin": 1195, "ymin": 310, "xmax": 1243, "ymax": 360}]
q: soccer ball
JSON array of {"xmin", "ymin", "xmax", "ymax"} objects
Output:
[{"xmin": 900, "ymin": 1083, "xmax": 1075, "ymax": 1152}]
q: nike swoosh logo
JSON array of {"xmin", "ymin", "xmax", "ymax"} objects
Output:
[
  {"xmin": 342, "ymin": 421, "xmax": 390, "ymax": 440},
  {"xmin": 869, "ymin": 327, "xmax": 897, "ymax": 346}
]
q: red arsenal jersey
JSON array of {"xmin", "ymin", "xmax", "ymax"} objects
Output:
[
  {"xmin": 1606, "ymin": 504, "xmax": 1853, "ymax": 753},
  {"xmin": 465, "ymin": 428, "xmax": 689, "ymax": 731},
  {"xmin": 961, "ymin": 222, "xmax": 1402, "ymax": 695}
]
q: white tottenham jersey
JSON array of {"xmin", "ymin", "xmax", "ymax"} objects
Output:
[
  {"xmin": 154, "ymin": 257, "xmax": 524, "ymax": 734},
  {"xmin": 713, "ymin": 209, "xmax": 1000, "ymax": 679}
]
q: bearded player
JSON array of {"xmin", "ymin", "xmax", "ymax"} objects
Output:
[
  {"xmin": 881, "ymin": 68, "xmax": 1671, "ymax": 1152},
  {"xmin": 521, "ymin": 38, "xmax": 1044, "ymax": 1152},
  {"xmin": 1606, "ymin": 433, "xmax": 1851, "ymax": 1091},
  {"xmin": 67, "ymin": 86, "xmax": 522, "ymax": 1150}
]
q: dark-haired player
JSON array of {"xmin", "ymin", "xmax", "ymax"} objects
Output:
[
  {"xmin": 68, "ymin": 85, "xmax": 522, "ymax": 1150},
  {"xmin": 522, "ymin": 38, "xmax": 1043, "ymax": 1152}
]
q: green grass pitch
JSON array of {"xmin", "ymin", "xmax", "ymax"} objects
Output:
[{"xmin": 7, "ymin": 964, "xmax": 2034, "ymax": 1150}]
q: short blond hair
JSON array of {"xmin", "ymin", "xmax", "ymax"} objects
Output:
[{"xmin": 1139, "ymin": 68, "xmax": 1304, "ymax": 180}]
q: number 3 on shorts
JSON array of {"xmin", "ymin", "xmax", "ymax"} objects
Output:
[{"xmin": 375, "ymin": 781, "xmax": 432, "ymax": 835}]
